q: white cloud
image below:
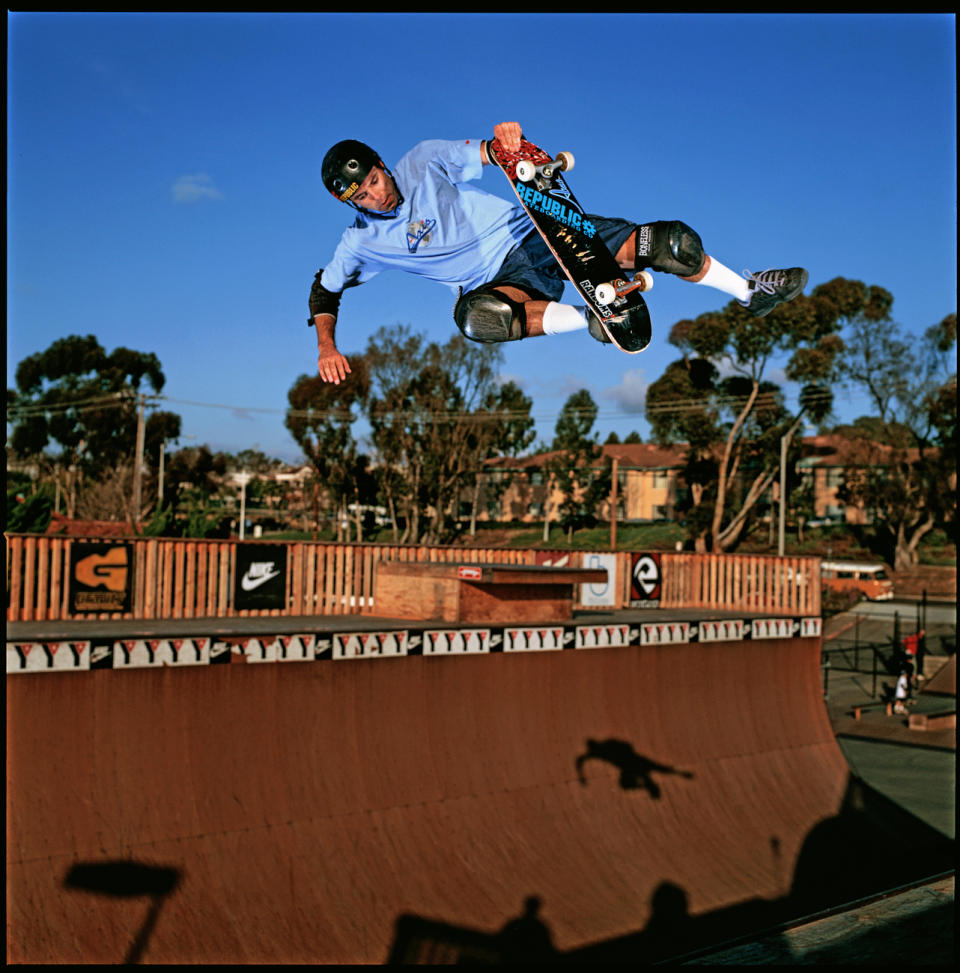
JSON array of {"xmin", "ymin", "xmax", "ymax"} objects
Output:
[
  {"xmin": 496, "ymin": 371, "xmax": 528, "ymax": 391},
  {"xmin": 171, "ymin": 173, "xmax": 224, "ymax": 204},
  {"xmin": 605, "ymin": 368, "xmax": 647, "ymax": 413}
]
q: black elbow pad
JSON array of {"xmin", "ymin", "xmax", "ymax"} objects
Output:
[{"xmin": 307, "ymin": 270, "xmax": 342, "ymax": 321}]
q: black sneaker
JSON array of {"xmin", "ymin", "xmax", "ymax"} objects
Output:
[
  {"xmin": 587, "ymin": 313, "xmax": 612, "ymax": 344},
  {"xmin": 739, "ymin": 267, "xmax": 809, "ymax": 317},
  {"xmin": 592, "ymin": 305, "xmax": 652, "ymax": 354}
]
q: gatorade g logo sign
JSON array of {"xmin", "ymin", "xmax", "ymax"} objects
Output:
[
  {"xmin": 630, "ymin": 553, "xmax": 662, "ymax": 607},
  {"xmin": 69, "ymin": 543, "xmax": 133, "ymax": 613}
]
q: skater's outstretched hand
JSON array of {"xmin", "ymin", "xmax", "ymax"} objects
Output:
[
  {"xmin": 318, "ymin": 348, "xmax": 351, "ymax": 385},
  {"xmin": 493, "ymin": 121, "xmax": 522, "ymax": 152},
  {"xmin": 314, "ymin": 313, "xmax": 351, "ymax": 385}
]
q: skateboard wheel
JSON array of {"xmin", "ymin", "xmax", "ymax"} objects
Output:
[
  {"xmin": 556, "ymin": 151, "xmax": 574, "ymax": 172},
  {"xmin": 516, "ymin": 160, "xmax": 537, "ymax": 182},
  {"xmin": 637, "ymin": 270, "xmax": 654, "ymax": 291},
  {"xmin": 595, "ymin": 283, "xmax": 617, "ymax": 305}
]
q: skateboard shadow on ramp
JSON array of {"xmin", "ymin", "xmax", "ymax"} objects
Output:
[{"xmin": 385, "ymin": 770, "xmax": 953, "ymax": 965}]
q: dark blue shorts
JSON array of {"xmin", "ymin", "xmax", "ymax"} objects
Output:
[{"xmin": 486, "ymin": 215, "xmax": 636, "ymax": 302}]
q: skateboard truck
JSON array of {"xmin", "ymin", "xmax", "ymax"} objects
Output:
[
  {"xmin": 595, "ymin": 272, "xmax": 654, "ymax": 307},
  {"xmin": 515, "ymin": 151, "xmax": 575, "ymax": 190}
]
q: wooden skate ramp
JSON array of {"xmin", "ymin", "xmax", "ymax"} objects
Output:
[{"xmin": 6, "ymin": 637, "xmax": 952, "ymax": 964}]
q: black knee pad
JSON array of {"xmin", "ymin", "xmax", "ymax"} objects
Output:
[
  {"xmin": 453, "ymin": 286, "xmax": 527, "ymax": 343},
  {"xmin": 634, "ymin": 220, "xmax": 705, "ymax": 278}
]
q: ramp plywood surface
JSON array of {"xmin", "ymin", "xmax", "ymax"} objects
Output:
[
  {"xmin": 6, "ymin": 639, "xmax": 952, "ymax": 964},
  {"xmin": 922, "ymin": 653, "xmax": 955, "ymax": 697}
]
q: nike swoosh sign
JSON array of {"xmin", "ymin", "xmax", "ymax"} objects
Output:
[{"xmin": 241, "ymin": 568, "xmax": 281, "ymax": 592}]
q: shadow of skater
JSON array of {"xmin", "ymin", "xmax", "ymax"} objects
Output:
[
  {"xmin": 64, "ymin": 860, "xmax": 181, "ymax": 964},
  {"xmin": 497, "ymin": 896, "xmax": 556, "ymax": 963},
  {"xmin": 640, "ymin": 882, "xmax": 691, "ymax": 952},
  {"xmin": 576, "ymin": 738, "xmax": 694, "ymax": 798}
]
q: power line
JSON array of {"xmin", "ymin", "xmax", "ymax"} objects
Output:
[
  {"xmin": 5, "ymin": 390, "xmax": 143, "ymax": 418},
  {"xmin": 7, "ymin": 388, "xmax": 834, "ymax": 426}
]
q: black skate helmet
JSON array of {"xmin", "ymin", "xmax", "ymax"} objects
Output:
[{"xmin": 322, "ymin": 139, "xmax": 383, "ymax": 204}]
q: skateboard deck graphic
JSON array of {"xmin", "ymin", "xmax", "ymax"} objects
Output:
[{"xmin": 489, "ymin": 135, "xmax": 652, "ymax": 353}]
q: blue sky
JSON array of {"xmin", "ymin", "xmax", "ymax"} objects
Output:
[{"xmin": 7, "ymin": 13, "xmax": 957, "ymax": 464}]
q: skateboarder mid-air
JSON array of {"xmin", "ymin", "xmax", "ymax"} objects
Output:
[{"xmin": 309, "ymin": 121, "xmax": 808, "ymax": 384}]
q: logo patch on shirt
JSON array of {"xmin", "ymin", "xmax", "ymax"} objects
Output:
[{"xmin": 406, "ymin": 218, "xmax": 436, "ymax": 253}]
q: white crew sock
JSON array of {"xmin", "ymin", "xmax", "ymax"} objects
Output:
[
  {"xmin": 542, "ymin": 302, "xmax": 589, "ymax": 335},
  {"xmin": 690, "ymin": 256, "xmax": 751, "ymax": 303}
]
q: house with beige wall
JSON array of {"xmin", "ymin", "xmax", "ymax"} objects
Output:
[
  {"xmin": 477, "ymin": 443, "xmax": 687, "ymax": 525},
  {"xmin": 474, "ymin": 435, "xmax": 930, "ymax": 529}
]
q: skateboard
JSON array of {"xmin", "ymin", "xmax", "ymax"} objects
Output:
[{"xmin": 488, "ymin": 134, "xmax": 652, "ymax": 353}]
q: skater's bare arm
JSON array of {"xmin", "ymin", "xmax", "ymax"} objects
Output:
[{"xmin": 314, "ymin": 314, "xmax": 351, "ymax": 385}]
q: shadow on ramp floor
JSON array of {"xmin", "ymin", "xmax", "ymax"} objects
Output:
[{"xmin": 385, "ymin": 771, "xmax": 954, "ymax": 965}]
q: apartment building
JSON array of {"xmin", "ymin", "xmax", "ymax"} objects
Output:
[{"xmin": 478, "ymin": 442, "xmax": 686, "ymax": 525}]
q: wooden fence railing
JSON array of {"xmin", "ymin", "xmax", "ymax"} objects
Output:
[{"xmin": 5, "ymin": 534, "xmax": 820, "ymax": 623}]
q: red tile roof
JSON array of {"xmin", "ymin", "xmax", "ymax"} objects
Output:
[{"xmin": 45, "ymin": 513, "xmax": 138, "ymax": 537}]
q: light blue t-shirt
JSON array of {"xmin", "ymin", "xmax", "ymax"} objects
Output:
[{"xmin": 320, "ymin": 139, "xmax": 531, "ymax": 297}]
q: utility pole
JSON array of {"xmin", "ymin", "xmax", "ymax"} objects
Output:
[
  {"xmin": 237, "ymin": 471, "xmax": 251, "ymax": 540},
  {"xmin": 778, "ymin": 433, "xmax": 787, "ymax": 556},
  {"xmin": 609, "ymin": 456, "xmax": 619, "ymax": 550},
  {"xmin": 133, "ymin": 393, "xmax": 145, "ymax": 523},
  {"xmin": 158, "ymin": 440, "xmax": 165, "ymax": 503}
]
